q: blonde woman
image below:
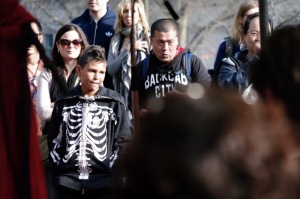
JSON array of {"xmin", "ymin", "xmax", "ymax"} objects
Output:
[
  {"xmin": 213, "ymin": 0, "xmax": 259, "ymax": 71},
  {"xmin": 107, "ymin": 0, "xmax": 150, "ymax": 109}
]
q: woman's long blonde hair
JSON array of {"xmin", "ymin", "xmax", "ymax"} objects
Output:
[
  {"xmin": 114, "ymin": 0, "xmax": 149, "ymax": 35},
  {"xmin": 232, "ymin": 0, "xmax": 259, "ymax": 45}
]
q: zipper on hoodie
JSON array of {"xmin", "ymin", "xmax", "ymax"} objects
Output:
[
  {"xmin": 93, "ymin": 22, "xmax": 97, "ymax": 45},
  {"xmin": 81, "ymin": 180, "xmax": 85, "ymax": 194}
]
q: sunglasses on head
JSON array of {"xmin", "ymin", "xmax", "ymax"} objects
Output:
[{"xmin": 58, "ymin": 39, "xmax": 83, "ymax": 48}]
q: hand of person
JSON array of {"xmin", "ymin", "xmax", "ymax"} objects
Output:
[{"xmin": 135, "ymin": 40, "xmax": 148, "ymax": 52}]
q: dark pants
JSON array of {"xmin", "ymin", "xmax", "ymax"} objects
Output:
[
  {"xmin": 55, "ymin": 186, "xmax": 114, "ymax": 199},
  {"xmin": 43, "ymin": 159, "xmax": 57, "ymax": 199}
]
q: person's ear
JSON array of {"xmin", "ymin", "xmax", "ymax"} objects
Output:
[{"xmin": 150, "ymin": 36, "xmax": 154, "ymax": 46}]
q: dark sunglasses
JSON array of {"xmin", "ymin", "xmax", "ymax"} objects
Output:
[{"xmin": 58, "ymin": 39, "xmax": 83, "ymax": 48}]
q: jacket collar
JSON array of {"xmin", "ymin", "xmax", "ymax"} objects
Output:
[{"xmin": 63, "ymin": 86, "xmax": 125, "ymax": 104}]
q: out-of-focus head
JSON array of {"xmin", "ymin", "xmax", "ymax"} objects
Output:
[
  {"xmin": 150, "ymin": 18, "xmax": 179, "ymax": 63},
  {"xmin": 30, "ymin": 21, "xmax": 43, "ymax": 42},
  {"xmin": 122, "ymin": 92, "xmax": 300, "ymax": 199},
  {"xmin": 252, "ymin": 24, "xmax": 300, "ymax": 125},
  {"xmin": 52, "ymin": 24, "xmax": 89, "ymax": 65},
  {"xmin": 27, "ymin": 20, "xmax": 43, "ymax": 56}
]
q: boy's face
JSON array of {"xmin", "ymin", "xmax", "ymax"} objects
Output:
[{"xmin": 76, "ymin": 60, "xmax": 106, "ymax": 97}]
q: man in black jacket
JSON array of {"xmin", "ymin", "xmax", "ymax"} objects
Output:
[{"xmin": 137, "ymin": 18, "xmax": 211, "ymax": 110}]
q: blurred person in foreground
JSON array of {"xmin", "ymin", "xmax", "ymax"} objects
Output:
[
  {"xmin": 0, "ymin": 0, "xmax": 47, "ymax": 198},
  {"xmin": 117, "ymin": 91, "xmax": 300, "ymax": 199},
  {"xmin": 251, "ymin": 24, "xmax": 300, "ymax": 135}
]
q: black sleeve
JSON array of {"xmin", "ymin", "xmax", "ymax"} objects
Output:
[
  {"xmin": 111, "ymin": 102, "xmax": 133, "ymax": 173},
  {"xmin": 191, "ymin": 55, "xmax": 212, "ymax": 89},
  {"xmin": 136, "ymin": 60, "xmax": 147, "ymax": 109},
  {"xmin": 47, "ymin": 99, "xmax": 64, "ymax": 166}
]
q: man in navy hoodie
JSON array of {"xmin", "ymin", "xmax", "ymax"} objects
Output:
[{"xmin": 72, "ymin": 0, "xmax": 116, "ymax": 90}]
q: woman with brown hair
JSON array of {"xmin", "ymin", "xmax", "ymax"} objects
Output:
[{"xmin": 36, "ymin": 23, "xmax": 89, "ymax": 135}]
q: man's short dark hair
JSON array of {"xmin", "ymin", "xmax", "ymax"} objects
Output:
[{"xmin": 150, "ymin": 18, "xmax": 179, "ymax": 37}]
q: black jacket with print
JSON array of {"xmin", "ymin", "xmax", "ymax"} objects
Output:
[
  {"xmin": 137, "ymin": 48, "xmax": 211, "ymax": 109},
  {"xmin": 47, "ymin": 86, "xmax": 132, "ymax": 191}
]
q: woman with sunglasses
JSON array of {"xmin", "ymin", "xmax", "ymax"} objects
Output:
[{"xmin": 36, "ymin": 23, "xmax": 89, "ymax": 136}]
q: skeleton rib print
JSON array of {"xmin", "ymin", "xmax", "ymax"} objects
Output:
[{"xmin": 58, "ymin": 101, "xmax": 115, "ymax": 180}]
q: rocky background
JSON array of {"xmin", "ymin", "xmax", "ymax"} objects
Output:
[{"xmin": 21, "ymin": 0, "xmax": 300, "ymax": 69}]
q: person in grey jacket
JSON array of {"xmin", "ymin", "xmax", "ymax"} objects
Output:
[{"xmin": 107, "ymin": 0, "xmax": 150, "ymax": 110}]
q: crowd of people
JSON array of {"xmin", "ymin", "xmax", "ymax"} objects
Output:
[{"xmin": 2, "ymin": 0, "xmax": 300, "ymax": 198}]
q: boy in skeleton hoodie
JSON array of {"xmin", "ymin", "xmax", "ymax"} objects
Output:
[{"xmin": 47, "ymin": 45, "xmax": 132, "ymax": 199}]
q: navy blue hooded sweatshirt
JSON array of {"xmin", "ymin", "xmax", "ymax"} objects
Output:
[
  {"xmin": 71, "ymin": 7, "xmax": 115, "ymax": 56},
  {"xmin": 71, "ymin": 7, "xmax": 116, "ymax": 89}
]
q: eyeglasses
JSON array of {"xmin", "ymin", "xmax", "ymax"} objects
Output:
[
  {"xmin": 247, "ymin": 31, "xmax": 260, "ymax": 38},
  {"xmin": 58, "ymin": 39, "xmax": 83, "ymax": 48}
]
